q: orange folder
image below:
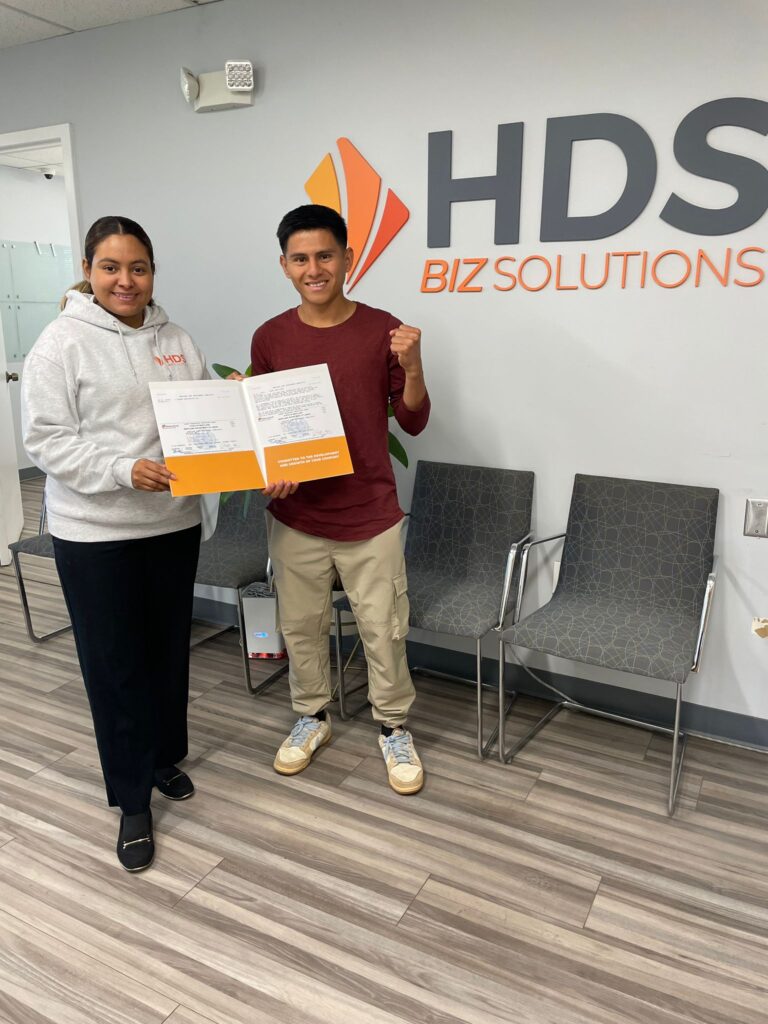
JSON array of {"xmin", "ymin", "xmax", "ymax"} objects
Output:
[{"xmin": 150, "ymin": 366, "xmax": 354, "ymax": 497}]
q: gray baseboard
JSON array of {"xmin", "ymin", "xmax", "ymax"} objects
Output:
[
  {"xmin": 404, "ymin": 639, "xmax": 768, "ymax": 751},
  {"xmin": 199, "ymin": 599, "xmax": 767, "ymax": 750},
  {"xmin": 193, "ymin": 595, "xmax": 237, "ymax": 627}
]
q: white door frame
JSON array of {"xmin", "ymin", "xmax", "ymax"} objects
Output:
[
  {"xmin": 0, "ymin": 122, "xmax": 81, "ymax": 254},
  {"xmin": 0, "ymin": 123, "xmax": 80, "ymax": 562}
]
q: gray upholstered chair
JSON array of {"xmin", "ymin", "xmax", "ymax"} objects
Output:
[
  {"xmin": 334, "ymin": 460, "xmax": 534, "ymax": 757},
  {"xmin": 499, "ymin": 473, "xmax": 718, "ymax": 814},
  {"xmin": 195, "ymin": 490, "xmax": 288, "ymax": 696}
]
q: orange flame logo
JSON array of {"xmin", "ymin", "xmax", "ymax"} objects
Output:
[{"xmin": 305, "ymin": 139, "xmax": 410, "ymax": 291}]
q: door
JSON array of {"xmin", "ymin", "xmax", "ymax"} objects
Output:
[
  {"xmin": 0, "ymin": 123, "xmax": 81, "ymax": 563},
  {"xmin": 0, "ymin": 311, "xmax": 23, "ymax": 563}
]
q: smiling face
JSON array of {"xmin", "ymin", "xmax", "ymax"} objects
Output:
[
  {"xmin": 280, "ymin": 228, "xmax": 353, "ymax": 314},
  {"xmin": 83, "ymin": 233, "xmax": 154, "ymax": 329}
]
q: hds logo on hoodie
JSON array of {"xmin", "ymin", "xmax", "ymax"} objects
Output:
[{"xmin": 154, "ymin": 354, "xmax": 187, "ymax": 366}]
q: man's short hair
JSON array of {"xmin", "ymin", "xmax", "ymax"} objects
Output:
[{"xmin": 277, "ymin": 205, "xmax": 348, "ymax": 253}]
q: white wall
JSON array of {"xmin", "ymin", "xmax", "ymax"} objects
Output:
[
  {"xmin": 0, "ymin": 165, "xmax": 72, "ymax": 468},
  {"xmin": 0, "ymin": 0, "xmax": 765, "ymax": 722},
  {"xmin": 0, "ymin": 165, "xmax": 70, "ymax": 241}
]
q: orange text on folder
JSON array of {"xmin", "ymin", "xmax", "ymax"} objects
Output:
[
  {"xmin": 263, "ymin": 435, "xmax": 353, "ymax": 483},
  {"xmin": 166, "ymin": 450, "xmax": 265, "ymax": 496}
]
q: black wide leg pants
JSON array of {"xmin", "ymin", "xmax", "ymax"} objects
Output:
[{"xmin": 53, "ymin": 524, "xmax": 201, "ymax": 815}]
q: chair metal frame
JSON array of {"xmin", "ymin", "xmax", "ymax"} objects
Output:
[
  {"xmin": 10, "ymin": 494, "xmax": 72, "ymax": 644},
  {"xmin": 498, "ymin": 529, "xmax": 719, "ymax": 815},
  {"xmin": 10, "ymin": 544, "xmax": 73, "ymax": 643},
  {"xmin": 333, "ymin": 529, "xmax": 532, "ymax": 758},
  {"xmin": 332, "ymin": 618, "xmax": 366, "ymax": 719}
]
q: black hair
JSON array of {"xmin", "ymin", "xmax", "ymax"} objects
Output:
[
  {"xmin": 277, "ymin": 204, "xmax": 347, "ymax": 253},
  {"xmin": 61, "ymin": 215, "xmax": 155, "ymax": 308},
  {"xmin": 83, "ymin": 215, "xmax": 155, "ymax": 270}
]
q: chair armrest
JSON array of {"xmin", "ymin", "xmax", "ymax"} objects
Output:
[
  {"xmin": 691, "ymin": 555, "xmax": 718, "ymax": 673},
  {"xmin": 512, "ymin": 532, "xmax": 567, "ymax": 625},
  {"xmin": 494, "ymin": 531, "xmax": 533, "ymax": 629}
]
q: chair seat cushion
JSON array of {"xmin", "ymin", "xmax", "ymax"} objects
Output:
[
  {"xmin": 503, "ymin": 592, "xmax": 700, "ymax": 684},
  {"xmin": 195, "ymin": 540, "xmax": 266, "ymax": 590},
  {"xmin": 9, "ymin": 533, "xmax": 55, "ymax": 558},
  {"xmin": 408, "ymin": 569, "xmax": 505, "ymax": 638},
  {"xmin": 335, "ymin": 571, "xmax": 503, "ymax": 640}
]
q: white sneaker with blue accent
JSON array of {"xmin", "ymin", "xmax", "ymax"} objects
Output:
[
  {"xmin": 273, "ymin": 714, "xmax": 332, "ymax": 775},
  {"xmin": 378, "ymin": 727, "xmax": 424, "ymax": 795}
]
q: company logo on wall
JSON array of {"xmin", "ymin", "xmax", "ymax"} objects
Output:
[
  {"xmin": 305, "ymin": 138, "xmax": 409, "ymax": 291},
  {"xmin": 422, "ymin": 98, "xmax": 768, "ymax": 294},
  {"xmin": 304, "ymin": 102, "xmax": 766, "ymax": 295}
]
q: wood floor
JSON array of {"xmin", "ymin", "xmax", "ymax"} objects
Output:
[{"xmin": 1, "ymin": 476, "xmax": 767, "ymax": 1023}]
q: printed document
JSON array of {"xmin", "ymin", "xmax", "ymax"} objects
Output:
[{"xmin": 149, "ymin": 364, "xmax": 353, "ymax": 496}]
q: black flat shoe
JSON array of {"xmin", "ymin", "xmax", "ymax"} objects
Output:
[
  {"xmin": 117, "ymin": 810, "xmax": 154, "ymax": 872},
  {"xmin": 154, "ymin": 766, "xmax": 194, "ymax": 801}
]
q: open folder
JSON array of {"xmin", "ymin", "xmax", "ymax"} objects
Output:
[{"xmin": 149, "ymin": 364, "xmax": 353, "ymax": 496}]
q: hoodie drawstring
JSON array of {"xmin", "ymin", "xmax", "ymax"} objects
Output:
[
  {"xmin": 61, "ymin": 293, "xmax": 176, "ymax": 382},
  {"xmin": 117, "ymin": 322, "xmax": 174, "ymax": 382},
  {"xmin": 152, "ymin": 326, "xmax": 174, "ymax": 381},
  {"xmin": 115, "ymin": 321, "xmax": 138, "ymax": 383}
]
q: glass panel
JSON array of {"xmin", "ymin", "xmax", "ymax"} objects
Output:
[
  {"xmin": 1, "ymin": 302, "xmax": 20, "ymax": 363},
  {"xmin": 16, "ymin": 303, "xmax": 59, "ymax": 360}
]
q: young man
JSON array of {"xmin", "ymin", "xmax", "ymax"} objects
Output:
[{"xmin": 251, "ymin": 204, "xmax": 430, "ymax": 794}]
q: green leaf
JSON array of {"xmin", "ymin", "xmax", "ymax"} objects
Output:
[
  {"xmin": 388, "ymin": 431, "xmax": 408, "ymax": 468},
  {"xmin": 245, "ymin": 363, "xmax": 253, "ymax": 377},
  {"xmin": 387, "ymin": 403, "xmax": 395, "ymax": 418},
  {"xmin": 212, "ymin": 362, "xmax": 240, "ymax": 379}
]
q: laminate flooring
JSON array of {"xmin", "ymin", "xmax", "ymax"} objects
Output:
[{"xmin": 0, "ymin": 476, "xmax": 767, "ymax": 1023}]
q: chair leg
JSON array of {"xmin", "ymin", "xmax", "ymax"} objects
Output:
[
  {"xmin": 499, "ymin": 637, "xmax": 565, "ymax": 762},
  {"xmin": 334, "ymin": 606, "xmax": 345, "ymax": 712},
  {"xmin": 476, "ymin": 637, "xmax": 507, "ymax": 759},
  {"xmin": 412, "ymin": 634, "xmax": 508, "ymax": 759},
  {"xmin": 668, "ymin": 681, "xmax": 687, "ymax": 816},
  {"xmin": 497, "ymin": 638, "xmax": 522, "ymax": 763},
  {"xmin": 235, "ymin": 586, "xmax": 288, "ymax": 697},
  {"xmin": 11, "ymin": 550, "xmax": 72, "ymax": 644},
  {"xmin": 499, "ymin": 641, "xmax": 689, "ymax": 814},
  {"xmin": 477, "ymin": 637, "xmax": 484, "ymax": 757},
  {"xmin": 334, "ymin": 607, "xmax": 369, "ymax": 720}
]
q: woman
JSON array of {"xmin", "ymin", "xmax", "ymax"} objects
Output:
[{"xmin": 22, "ymin": 216, "xmax": 207, "ymax": 872}]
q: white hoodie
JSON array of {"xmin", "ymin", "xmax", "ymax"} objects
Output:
[{"xmin": 22, "ymin": 290, "xmax": 207, "ymax": 542}]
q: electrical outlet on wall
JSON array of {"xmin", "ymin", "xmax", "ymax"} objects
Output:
[{"xmin": 744, "ymin": 498, "xmax": 768, "ymax": 538}]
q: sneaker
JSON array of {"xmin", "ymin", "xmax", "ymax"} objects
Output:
[
  {"xmin": 154, "ymin": 766, "xmax": 194, "ymax": 801},
  {"xmin": 273, "ymin": 714, "xmax": 332, "ymax": 776},
  {"xmin": 378, "ymin": 727, "xmax": 424, "ymax": 795},
  {"xmin": 117, "ymin": 810, "xmax": 154, "ymax": 872}
]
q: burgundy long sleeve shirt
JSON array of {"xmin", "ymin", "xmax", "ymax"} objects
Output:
[{"xmin": 251, "ymin": 303, "xmax": 430, "ymax": 541}]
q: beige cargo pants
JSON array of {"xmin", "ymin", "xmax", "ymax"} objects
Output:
[{"xmin": 266, "ymin": 514, "xmax": 415, "ymax": 726}]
